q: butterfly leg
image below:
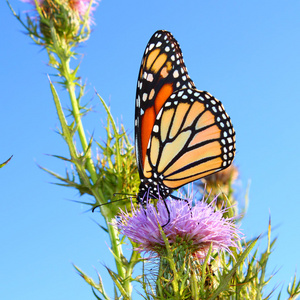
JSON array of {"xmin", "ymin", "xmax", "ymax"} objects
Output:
[
  {"xmin": 170, "ymin": 194, "xmax": 193, "ymax": 218},
  {"xmin": 161, "ymin": 198, "xmax": 171, "ymax": 227}
]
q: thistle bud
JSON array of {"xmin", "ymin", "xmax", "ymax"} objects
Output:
[
  {"xmin": 201, "ymin": 165, "xmax": 239, "ymax": 217},
  {"xmin": 203, "ymin": 164, "xmax": 239, "ymax": 190},
  {"xmin": 39, "ymin": 0, "xmax": 80, "ymax": 43}
]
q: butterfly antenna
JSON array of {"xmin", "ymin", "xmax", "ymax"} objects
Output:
[
  {"xmin": 92, "ymin": 197, "xmax": 132, "ymax": 212},
  {"xmin": 113, "ymin": 192, "xmax": 136, "ymax": 197}
]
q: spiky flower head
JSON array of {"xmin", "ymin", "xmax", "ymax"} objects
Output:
[
  {"xmin": 200, "ymin": 165, "xmax": 239, "ymax": 216},
  {"xmin": 117, "ymin": 197, "xmax": 240, "ymax": 259},
  {"xmin": 68, "ymin": 0, "xmax": 93, "ymax": 16},
  {"xmin": 23, "ymin": 0, "xmax": 96, "ymax": 43},
  {"xmin": 202, "ymin": 164, "xmax": 239, "ymax": 192}
]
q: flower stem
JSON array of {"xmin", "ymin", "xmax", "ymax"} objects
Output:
[
  {"xmin": 60, "ymin": 56, "xmax": 98, "ymax": 184},
  {"xmin": 48, "ymin": 46, "xmax": 132, "ymax": 298}
]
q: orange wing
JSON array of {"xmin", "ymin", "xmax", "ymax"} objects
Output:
[
  {"xmin": 135, "ymin": 30, "xmax": 195, "ymax": 177},
  {"xmin": 143, "ymin": 88, "xmax": 235, "ymax": 191}
]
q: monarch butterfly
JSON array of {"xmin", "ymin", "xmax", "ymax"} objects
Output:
[{"xmin": 135, "ymin": 30, "xmax": 236, "ymax": 208}]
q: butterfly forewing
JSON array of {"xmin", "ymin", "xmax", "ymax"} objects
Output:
[
  {"xmin": 135, "ymin": 30, "xmax": 195, "ymax": 176},
  {"xmin": 144, "ymin": 88, "xmax": 236, "ymax": 190}
]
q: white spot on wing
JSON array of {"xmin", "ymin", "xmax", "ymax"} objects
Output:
[
  {"xmin": 153, "ymin": 125, "xmax": 159, "ymax": 132},
  {"xmin": 146, "ymin": 73, "xmax": 154, "ymax": 82}
]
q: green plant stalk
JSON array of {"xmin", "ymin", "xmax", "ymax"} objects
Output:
[
  {"xmin": 48, "ymin": 41, "xmax": 132, "ymax": 297},
  {"xmin": 60, "ymin": 57, "xmax": 98, "ymax": 184},
  {"xmin": 9, "ymin": 3, "xmax": 134, "ymax": 295}
]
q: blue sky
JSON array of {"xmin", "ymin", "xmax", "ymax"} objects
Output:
[{"xmin": 1, "ymin": 0, "xmax": 300, "ymax": 299}]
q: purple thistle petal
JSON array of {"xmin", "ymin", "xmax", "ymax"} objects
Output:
[
  {"xmin": 69, "ymin": 0, "xmax": 97, "ymax": 16},
  {"xmin": 116, "ymin": 197, "xmax": 241, "ymax": 259}
]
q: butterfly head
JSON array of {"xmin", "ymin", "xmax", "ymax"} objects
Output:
[{"xmin": 136, "ymin": 178, "xmax": 173, "ymax": 207}]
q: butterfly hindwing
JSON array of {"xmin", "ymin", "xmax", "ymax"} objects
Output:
[
  {"xmin": 135, "ymin": 30, "xmax": 195, "ymax": 177},
  {"xmin": 143, "ymin": 88, "xmax": 235, "ymax": 191}
]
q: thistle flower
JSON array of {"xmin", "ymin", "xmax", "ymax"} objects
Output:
[
  {"xmin": 24, "ymin": 0, "xmax": 96, "ymax": 17},
  {"xmin": 69, "ymin": 0, "xmax": 94, "ymax": 16},
  {"xmin": 199, "ymin": 165, "xmax": 239, "ymax": 218},
  {"xmin": 117, "ymin": 197, "xmax": 240, "ymax": 259},
  {"xmin": 22, "ymin": 0, "xmax": 97, "ymax": 43}
]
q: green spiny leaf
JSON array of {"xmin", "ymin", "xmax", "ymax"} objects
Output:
[
  {"xmin": 209, "ymin": 237, "xmax": 258, "ymax": 300},
  {"xmin": 105, "ymin": 266, "xmax": 129, "ymax": 299}
]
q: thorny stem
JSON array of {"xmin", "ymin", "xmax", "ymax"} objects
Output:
[
  {"xmin": 48, "ymin": 36, "xmax": 132, "ymax": 298},
  {"xmin": 9, "ymin": 1, "xmax": 134, "ymax": 293},
  {"xmin": 60, "ymin": 57, "xmax": 98, "ymax": 184}
]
